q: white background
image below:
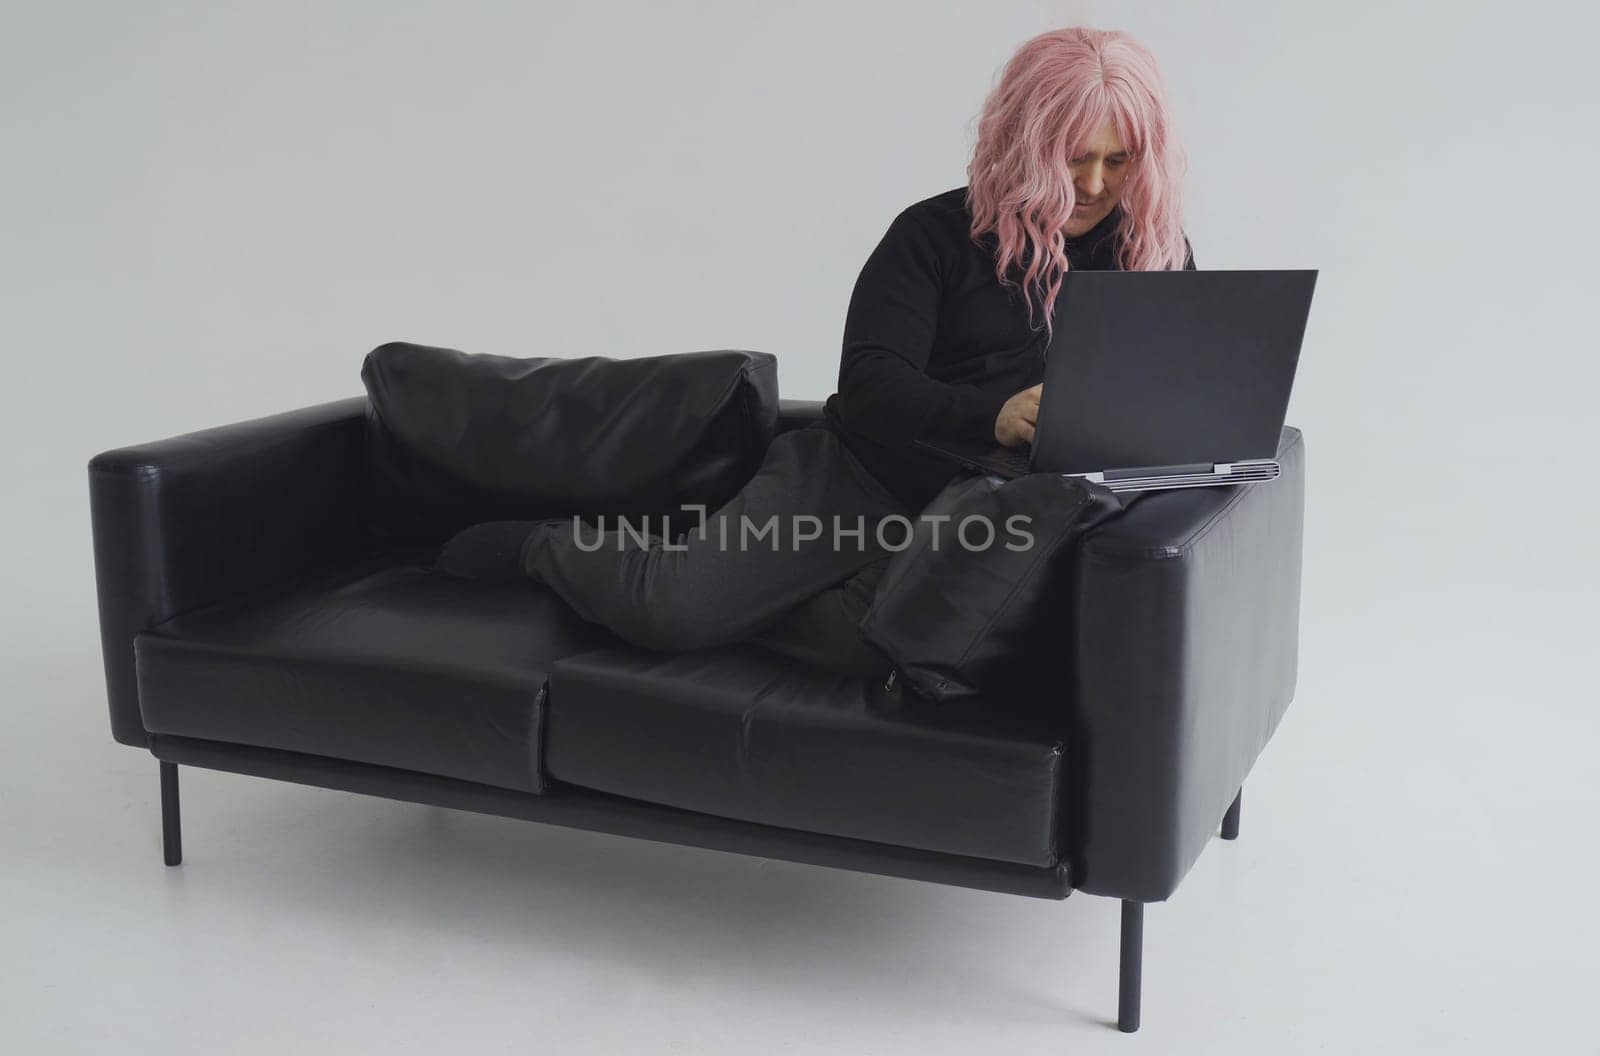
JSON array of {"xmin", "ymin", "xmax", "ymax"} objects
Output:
[{"xmin": 4, "ymin": 1, "xmax": 1598, "ymax": 1051}]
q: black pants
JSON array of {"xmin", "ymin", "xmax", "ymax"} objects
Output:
[{"xmin": 520, "ymin": 423, "xmax": 913, "ymax": 679}]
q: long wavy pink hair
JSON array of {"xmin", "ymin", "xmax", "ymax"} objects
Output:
[{"xmin": 966, "ymin": 26, "xmax": 1190, "ymax": 339}]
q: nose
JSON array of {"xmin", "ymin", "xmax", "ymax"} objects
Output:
[{"xmin": 1077, "ymin": 162, "xmax": 1106, "ymax": 200}]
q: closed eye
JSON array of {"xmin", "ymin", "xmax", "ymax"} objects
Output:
[{"xmin": 1070, "ymin": 153, "xmax": 1131, "ymax": 167}]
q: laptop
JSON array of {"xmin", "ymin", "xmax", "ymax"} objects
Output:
[{"xmin": 918, "ymin": 269, "xmax": 1317, "ymax": 493}]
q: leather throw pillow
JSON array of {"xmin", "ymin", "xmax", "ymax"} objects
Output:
[{"xmin": 359, "ymin": 341, "xmax": 778, "ymax": 547}]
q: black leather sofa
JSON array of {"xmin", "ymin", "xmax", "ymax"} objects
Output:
[{"xmin": 88, "ymin": 367, "xmax": 1304, "ymax": 1034}]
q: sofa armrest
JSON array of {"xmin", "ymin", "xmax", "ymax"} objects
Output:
[
  {"xmin": 776, "ymin": 398, "xmax": 826, "ymax": 434},
  {"xmin": 1066, "ymin": 427, "xmax": 1305, "ymax": 902},
  {"xmin": 87, "ymin": 397, "xmax": 371, "ymax": 747}
]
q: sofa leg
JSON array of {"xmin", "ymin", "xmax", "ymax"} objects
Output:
[
  {"xmin": 160, "ymin": 761, "xmax": 182, "ymax": 866},
  {"xmin": 1118, "ymin": 900, "xmax": 1143, "ymax": 1033},
  {"xmin": 1221, "ymin": 786, "xmax": 1243, "ymax": 841}
]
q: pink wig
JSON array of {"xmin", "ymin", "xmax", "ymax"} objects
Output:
[{"xmin": 966, "ymin": 26, "xmax": 1190, "ymax": 338}]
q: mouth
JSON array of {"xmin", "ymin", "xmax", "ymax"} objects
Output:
[{"xmin": 1073, "ymin": 200, "xmax": 1100, "ymax": 212}]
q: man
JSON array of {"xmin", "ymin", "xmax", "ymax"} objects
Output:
[{"xmin": 437, "ymin": 26, "xmax": 1194, "ymax": 679}]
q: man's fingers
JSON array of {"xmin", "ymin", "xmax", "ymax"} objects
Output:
[{"xmin": 998, "ymin": 384, "xmax": 1044, "ymax": 445}]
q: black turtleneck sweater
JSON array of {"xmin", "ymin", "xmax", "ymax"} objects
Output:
[{"xmin": 823, "ymin": 186, "xmax": 1195, "ymax": 512}]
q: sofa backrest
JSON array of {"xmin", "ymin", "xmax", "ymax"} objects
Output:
[{"xmin": 359, "ymin": 341, "xmax": 779, "ymax": 547}]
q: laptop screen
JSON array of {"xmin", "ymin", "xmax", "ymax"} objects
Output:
[{"xmin": 1030, "ymin": 270, "xmax": 1316, "ymax": 473}]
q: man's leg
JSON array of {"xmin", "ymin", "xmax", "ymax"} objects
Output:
[
  {"xmin": 745, "ymin": 554, "xmax": 892, "ymax": 680},
  {"xmin": 520, "ymin": 425, "xmax": 908, "ymax": 652}
]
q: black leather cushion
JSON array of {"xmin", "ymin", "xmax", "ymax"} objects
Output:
[
  {"xmin": 360, "ymin": 342, "xmax": 779, "ymax": 546},
  {"xmin": 544, "ymin": 645, "xmax": 1070, "ymax": 866},
  {"xmin": 858, "ymin": 472, "xmax": 1125, "ymax": 702},
  {"xmin": 135, "ymin": 552, "xmax": 620, "ymax": 794}
]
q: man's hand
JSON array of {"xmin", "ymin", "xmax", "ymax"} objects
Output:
[{"xmin": 994, "ymin": 384, "xmax": 1042, "ymax": 447}]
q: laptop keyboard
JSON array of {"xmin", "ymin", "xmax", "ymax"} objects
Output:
[{"xmin": 988, "ymin": 446, "xmax": 1033, "ymax": 476}]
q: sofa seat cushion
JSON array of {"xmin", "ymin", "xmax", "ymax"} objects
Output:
[
  {"xmin": 544, "ymin": 646, "xmax": 1070, "ymax": 866},
  {"xmin": 135, "ymin": 552, "xmax": 620, "ymax": 793}
]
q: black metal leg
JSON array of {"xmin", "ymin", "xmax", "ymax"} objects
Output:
[
  {"xmin": 1118, "ymin": 900, "xmax": 1143, "ymax": 1033},
  {"xmin": 160, "ymin": 761, "xmax": 182, "ymax": 866},
  {"xmin": 1221, "ymin": 786, "xmax": 1242, "ymax": 841}
]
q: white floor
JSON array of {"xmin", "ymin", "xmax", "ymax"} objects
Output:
[{"xmin": 5, "ymin": 451, "xmax": 1599, "ymax": 1054}]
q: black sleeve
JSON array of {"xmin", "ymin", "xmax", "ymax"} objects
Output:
[{"xmin": 833, "ymin": 210, "xmax": 1008, "ymax": 449}]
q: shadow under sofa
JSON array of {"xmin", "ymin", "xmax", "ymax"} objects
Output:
[{"xmin": 88, "ymin": 392, "xmax": 1304, "ymax": 1035}]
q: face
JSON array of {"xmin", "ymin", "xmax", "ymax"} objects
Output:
[{"xmin": 1062, "ymin": 118, "xmax": 1130, "ymax": 237}]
